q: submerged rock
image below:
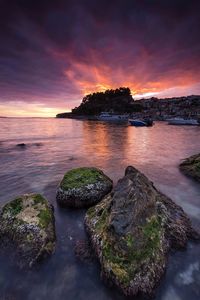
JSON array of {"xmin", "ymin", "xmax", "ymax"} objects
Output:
[
  {"xmin": 85, "ymin": 166, "xmax": 199, "ymax": 298},
  {"xmin": 0, "ymin": 194, "xmax": 56, "ymax": 268},
  {"xmin": 56, "ymin": 167, "xmax": 113, "ymax": 208},
  {"xmin": 74, "ymin": 239, "xmax": 94, "ymax": 262},
  {"xmin": 16, "ymin": 142, "xmax": 43, "ymax": 149},
  {"xmin": 34, "ymin": 142, "xmax": 43, "ymax": 147},
  {"xmin": 180, "ymin": 153, "xmax": 200, "ymax": 182},
  {"xmin": 16, "ymin": 143, "xmax": 26, "ymax": 148}
]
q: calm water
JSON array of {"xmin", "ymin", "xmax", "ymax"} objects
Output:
[{"xmin": 0, "ymin": 118, "xmax": 200, "ymax": 300}]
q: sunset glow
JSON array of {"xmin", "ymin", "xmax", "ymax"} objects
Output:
[{"xmin": 0, "ymin": 1, "xmax": 200, "ymax": 117}]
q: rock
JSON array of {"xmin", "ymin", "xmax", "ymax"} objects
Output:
[
  {"xmin": 0, "ymin": 194, "xmax": 56, "ymax": 268},
  {"xmin": 74, "ymin": 239, "xmax": 94, "ymax": 262},
  {"xmin": 16, "ymin": 143, "xmax": 26, "ymax": 148},
  {"xmin": 34, "ymin": 142, "xmax": 43, "ymax": 147},
  {"xmin": 180, "ymin": 153, "xmax": 200, "ymax": 182},
  {"xmin": 85, "ymin": 166, "xmax": 199, "ymax": 298},
  {"xmin": 56, "ymin": 167, "xmax": 113, "ymax": 208}
]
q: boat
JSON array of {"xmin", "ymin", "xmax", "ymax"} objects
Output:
[
  {"xmin": 129, "ymin": 118, "xmax": 154, "ymax": 127},
  {"xmin": 98, "ymin": 112, "xmax": 129, "ymax": 121},
  {"xmin": 167, "ymin": 118, "xmax": 200, "ymax": 126}
]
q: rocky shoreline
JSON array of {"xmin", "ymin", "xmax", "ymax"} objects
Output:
[
  {"xmin": 56, "ymin": 89, "xmax": 200, "ymax": 121},
  {"xmin": 0, "ymin": 164, "xmax": 199, "ymax": 297},
  {"xmin": 85, "ymin": 166, "xmax": 199, "ymax": 297}
]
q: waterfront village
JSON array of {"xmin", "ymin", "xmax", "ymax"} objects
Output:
[
  {"xmin": 56, "ymin": 87, "xmax": 200, "ymax": 121},
  {"xmin": 138, "ymin": 95, "xmax": 200, "ymax": 120}
]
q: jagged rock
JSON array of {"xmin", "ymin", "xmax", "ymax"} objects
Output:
[
  {"xmin": 56, "ymin": 167, "xmax": 113, "ymax": 208},
  {"xmin": 0, "ymin": 194, "xmax": 56, "ymax": 268},
  {"xmin": 85, "ymin": 166, "xmax": 199, "ymax": 298},
  {"xmin": 180, "ymin": 153, "xmax": 200, "ymax": 182}
]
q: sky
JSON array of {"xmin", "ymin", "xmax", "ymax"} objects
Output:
[{"xmin": 0, "ymin": 0, "xmax": 200, "ymax": 117}]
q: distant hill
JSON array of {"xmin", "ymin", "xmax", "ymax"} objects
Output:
[
  {"xmin": 56, "ymin": 87, "xmax": 143, "ymax": 118},
  {"xmin": 56, "ymin": 88, "xmax": 200, "ymax": 120}
]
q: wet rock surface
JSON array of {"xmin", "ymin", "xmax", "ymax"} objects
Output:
[
  {"xmin": 180, "ymin": 153, "xmax": 200, "ymax": 182},
  {"xmin": 56, "ymin": 167, "xmax": 113, "ymax": 208},
  {"xmin": 85, "ymin": 166, "xmax": 199, "ymax": 298},
  {"xmin": 0, "ymin": 194, "xmax": 56, "ymax": 269}
]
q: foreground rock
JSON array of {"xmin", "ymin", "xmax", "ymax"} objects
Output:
[
  {"xmin": 180, "ymin": 153, "xmax": 200, "ymax": 182},
  {"xmin": 0, "ymin": 194, "xmax": 56, "ymax": 268},
  {"xmin": 56, "ymin": 167, "xmax": 113, "ymax": 208},
  {"xmin": 85, "ymin": 166, "xmax": 199, "ymax": 298}
]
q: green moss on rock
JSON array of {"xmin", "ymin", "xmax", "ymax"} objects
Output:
[
  {"xmin": 33, "ymin": 194, "xmax": 46, "ymax": 205},
  {"xmin": 85, "ymin": 166, "xmax": 196, "ymax": 297},
  {"xmin": 60, "ymin": 167, "xmax": 108, "ymax": 190},
  {"xmin": 38, "ymin": 208, "xmax": 52, "ymax": 229},
  {"xmin": 100, "ymin": 215, "xmax": 162, "ymax": 286},
  {"xmin": 0, "ymin": 193, "xmax": 56, "ymax": 268},
  {"xmin": 141, "ymin": 216, "xmax": 161, "ymax": 257},
  {"xmin": 95, "ymin": 208, "xmax": 109, "ymax": 232},
  {"xmin": 57, "ymin": 167, "xmax": 113, "ymax": 208},
  {"xmin": 87, "ymin": 198, "xmax": 163, "ymax": 286},
  {"xmin": 3, "ymin": 197, "xmax": 23, "ymax": 216}
]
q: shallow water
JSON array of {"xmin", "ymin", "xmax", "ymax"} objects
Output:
[{"xmin": 0, "ymin": 118, "xmax": 200, "ymax": 300}]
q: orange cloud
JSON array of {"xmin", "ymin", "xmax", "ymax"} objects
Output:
[{"xmin": 64, "ymin": 54, "xmax": 200, "ymax": 101}]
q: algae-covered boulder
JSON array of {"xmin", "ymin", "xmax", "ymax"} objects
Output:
[
  {"xmin": 0, "ymin": 194, "xmax": 56, "ymax": 268},
  {"xmin": 85, "ymin": 166, "xmax": 198, "ymax": 298},
  {"xmin": 56, "ymin": 167, "xmax": 113, "ymax": 208},
  {"xmin": 180, "ymin": 153, "xmax": 200, "ymax": 182}
]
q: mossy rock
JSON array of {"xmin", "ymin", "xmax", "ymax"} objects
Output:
[
  {"xmin": 180, "ymin": 153, "xmax": 200, "ymax": 182},
  {"xmin": 0, "ymin": 194, "xmax": 56, "ymax": 269},
  {"xmin": 85, "ymin": 166, "xmax": 198, "ymax": 297},
  {"xmin": 56, "ymin": 167, "xmax": 113, "ymax": 208}
]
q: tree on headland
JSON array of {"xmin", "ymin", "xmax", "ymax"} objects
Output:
[{"xmin": 71, "ymin": 87, "xmax": 143, "ymax": 115}]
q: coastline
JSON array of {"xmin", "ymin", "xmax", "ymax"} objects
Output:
[{"xmin": 56, "ymin": 94, "xmax": 200, "ymax": 121}]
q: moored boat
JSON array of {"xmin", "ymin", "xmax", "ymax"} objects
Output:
[
  {"xmin": 167, "ymin": 118, "xmax": 200, "ymax": 126},
  {"xmin": 98, "ymin": 112, "xmax": 129, "ymax": 121},
  {"xmin": 129, "ymin": 118, "xmax": 154, "ymax": 127}
]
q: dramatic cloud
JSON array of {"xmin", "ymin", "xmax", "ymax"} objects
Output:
[{"xmin": 0, "ymin": 0, "xmax": 200, "ymax": 116}]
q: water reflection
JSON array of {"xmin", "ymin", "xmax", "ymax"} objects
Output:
[
  {"xmin": 0, "ymin": 118, "xmax": 200, "ymax": 300},
  {"xmin": 82, "ymin": 121, "xmax": 130, "ymax": 171}
]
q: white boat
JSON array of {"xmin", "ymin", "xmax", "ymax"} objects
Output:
[
  {"xmin": 167, "ymin": 118, "xmax": 200, "ymax": 126},
  {"xmin": 98, "ymin": 112, "xmax": 129, "ymax": 121}
]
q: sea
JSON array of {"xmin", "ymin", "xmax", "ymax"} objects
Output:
[{"xmin": 0, "ymin": 118, "xmax": 200, "ymax": 300}]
